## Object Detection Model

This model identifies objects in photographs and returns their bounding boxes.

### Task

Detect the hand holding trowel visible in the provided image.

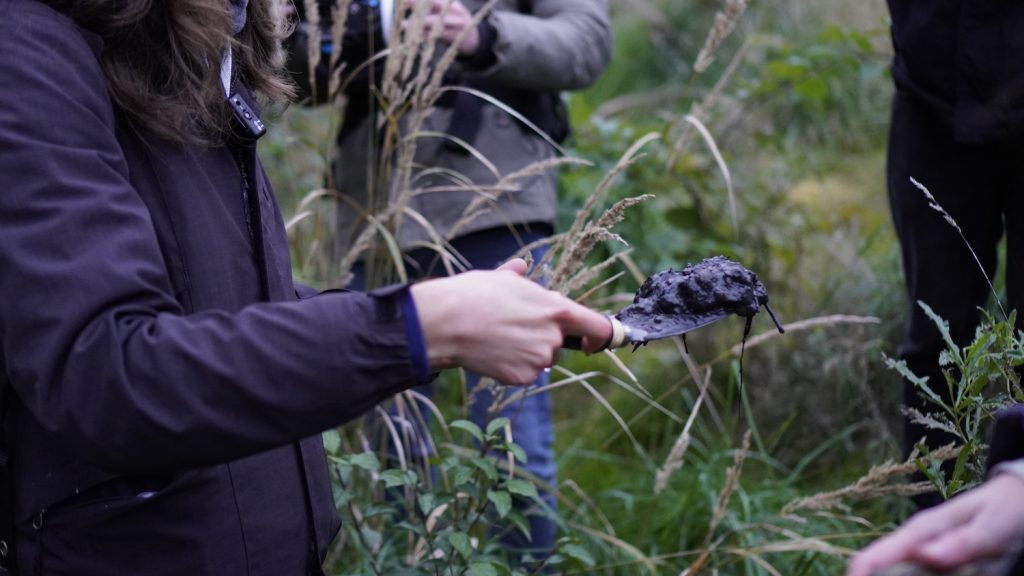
[564,256,785,352]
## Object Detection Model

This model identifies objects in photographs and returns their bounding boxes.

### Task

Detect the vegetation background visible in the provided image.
[257,0,981,573]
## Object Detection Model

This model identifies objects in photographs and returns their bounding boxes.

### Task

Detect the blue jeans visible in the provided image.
[350,223,558,557]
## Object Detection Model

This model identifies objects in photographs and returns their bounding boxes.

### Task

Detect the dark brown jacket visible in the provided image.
[0,1,418,573]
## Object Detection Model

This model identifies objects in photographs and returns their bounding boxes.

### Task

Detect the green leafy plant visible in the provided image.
[886,304,1024,499]
[322,414,600,575]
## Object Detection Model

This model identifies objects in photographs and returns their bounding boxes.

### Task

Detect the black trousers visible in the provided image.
[888,92,1024,460]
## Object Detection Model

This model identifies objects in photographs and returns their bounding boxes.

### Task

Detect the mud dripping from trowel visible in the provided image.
[616,256,784,352]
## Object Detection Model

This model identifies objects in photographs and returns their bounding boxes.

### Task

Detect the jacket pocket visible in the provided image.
[30,475,180,576]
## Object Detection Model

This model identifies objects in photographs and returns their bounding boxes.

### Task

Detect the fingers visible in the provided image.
[914,523,1001,568]
[427,0,464,14]
[913,475,1024,567]
[848,536,924,576]
[414,264,610,384]
[418,13,461,29]
[846,477,1024,576]
[407,0,443,13]
[496,258,528,276]
[554,301,614,354]
[847,505,970,576]
[404,0,466,16]
[399,0,478,54]
[490,323,563,387]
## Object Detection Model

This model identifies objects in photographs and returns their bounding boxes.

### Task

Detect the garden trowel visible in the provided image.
[564,256,784,351]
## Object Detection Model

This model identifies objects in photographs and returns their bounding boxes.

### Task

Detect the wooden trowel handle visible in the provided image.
[562,316,629,352]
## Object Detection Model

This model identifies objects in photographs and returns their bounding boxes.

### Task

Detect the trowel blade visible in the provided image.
[618,310,731,344]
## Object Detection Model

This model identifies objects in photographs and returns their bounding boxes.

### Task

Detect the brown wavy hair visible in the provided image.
[45,0,294,144]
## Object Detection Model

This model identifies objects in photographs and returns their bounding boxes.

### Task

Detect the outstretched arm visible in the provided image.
[411,0,612,92]
[847,472,1024,576]
[413,258,611,385]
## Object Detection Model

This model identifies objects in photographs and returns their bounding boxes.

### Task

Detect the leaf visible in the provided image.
[418,492,436,516]
[329,456,353,484]
[322,429,341,455]
[452,464,474,486]
[360,526,382,551]
[469,562,498,576]
[504,479,539,500]
[488,490,512,518]
[396,520,424,537]
[543,553,566,566]
[333,487,353,509]
[506,509,531,540]
[818,24,845,44]
[381,469,418,488]
[441,455,461,472]
[951,440,973,490]
[450,419,485,442]
[448,532,473,560]
[883,354,930,388]
[470,457,499,482]
[561,543,596,567]
[886,355,947,410]
[350,452,380,473]
[793,77,829,104]
[504,441,528,464]
[486,417,511,437]
[920,301,961,366]
[914,444,949,498]
[850,30,873,53]
[901,407,956,435]
[766,58,806,81]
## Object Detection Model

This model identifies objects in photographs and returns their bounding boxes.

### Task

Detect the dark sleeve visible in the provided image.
[284,0,379,106]
[457,19,499,71]
[294,282,321,299]
[0,6,416,473]
[986,405,1024,472]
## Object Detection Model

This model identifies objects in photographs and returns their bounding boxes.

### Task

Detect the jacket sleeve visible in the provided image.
[477,0,613,92]
[986,405,1024,473]
[0,6,416,473]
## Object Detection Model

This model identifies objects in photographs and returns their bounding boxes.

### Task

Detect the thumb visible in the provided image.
[497,258,529,276]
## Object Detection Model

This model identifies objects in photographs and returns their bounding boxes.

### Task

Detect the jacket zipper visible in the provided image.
[234,148,257,247]
[32,509,44,576]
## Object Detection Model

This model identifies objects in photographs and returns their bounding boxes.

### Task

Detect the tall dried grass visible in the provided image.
[684,429,752,576]
[291,1,675,569]
[693,0,748,75]
[654,368,711,494]
[782,444,961,516]
[910,177,1006,320]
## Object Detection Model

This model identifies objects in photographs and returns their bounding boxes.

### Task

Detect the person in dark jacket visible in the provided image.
[0,1,613,574]
[847,406,1024,576]
[885,1,1024,501]
[287,0,612,557]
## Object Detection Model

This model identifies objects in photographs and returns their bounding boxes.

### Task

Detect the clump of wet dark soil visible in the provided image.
[617,256,782,342]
